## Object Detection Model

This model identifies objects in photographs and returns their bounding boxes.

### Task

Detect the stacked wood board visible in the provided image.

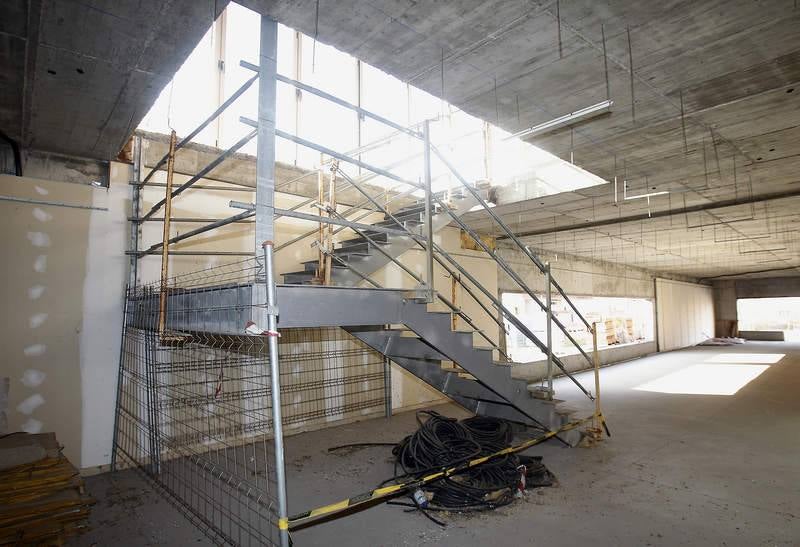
[0,433,94,545]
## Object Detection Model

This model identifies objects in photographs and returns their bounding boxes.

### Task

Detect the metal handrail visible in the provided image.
[334,170,510,358]
[255,124,594,398]
[336,168,510,336]
[325,205,509,360]
[431,145,593,331]
[328,169,591,397]
[430,145,594,367]
[140,60,595,399]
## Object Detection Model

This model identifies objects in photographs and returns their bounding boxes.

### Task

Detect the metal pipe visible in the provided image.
[139,174,357,258]
[264,242,289,546]
[383,354,392,418]
[139,209,255,256]
[431,143,592,331]
[504,187,800,238]
[256,18,289,547]
[526,247,591,332]
[430,236,593,399]
[273,208,414,236]
[240,60,423,139]
[592,323,600,421]
[158,130,177,338]
[327,205,507,358]
[430,145,594,361]
[133,181,256,192]
[139,129,257,223]
[241,117,420,190]
[130,216,254,223]
[423,120,434,303]
[139,72,259,185]
[127,250,255,256]
[336,168,510,349]
[545,262,553,398]
[0,195,108,211]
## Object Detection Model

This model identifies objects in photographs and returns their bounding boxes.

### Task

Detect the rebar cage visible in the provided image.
[112,258,387,546]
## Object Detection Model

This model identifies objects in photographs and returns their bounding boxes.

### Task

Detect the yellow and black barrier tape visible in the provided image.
[286,416,595,530]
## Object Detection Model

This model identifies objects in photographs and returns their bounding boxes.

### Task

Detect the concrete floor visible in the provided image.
[72,342,800,546]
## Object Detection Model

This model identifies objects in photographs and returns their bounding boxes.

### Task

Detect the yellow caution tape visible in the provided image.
[278,518,289,531]
[286,416,594,529]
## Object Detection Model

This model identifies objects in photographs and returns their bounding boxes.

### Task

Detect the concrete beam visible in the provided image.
[500,187,800,239]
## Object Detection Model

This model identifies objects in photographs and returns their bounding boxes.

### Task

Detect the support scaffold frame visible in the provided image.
[112,12,606,546]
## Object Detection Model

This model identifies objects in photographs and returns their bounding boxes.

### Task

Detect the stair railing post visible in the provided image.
[423,119,434,303]
[592,322,601,427]
[383,350,392,418]
[545,261,554,399]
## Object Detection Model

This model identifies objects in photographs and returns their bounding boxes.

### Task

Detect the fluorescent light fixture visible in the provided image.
[505,100,614,140]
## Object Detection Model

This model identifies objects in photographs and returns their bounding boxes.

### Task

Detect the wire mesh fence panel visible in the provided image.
[112,258,386,546]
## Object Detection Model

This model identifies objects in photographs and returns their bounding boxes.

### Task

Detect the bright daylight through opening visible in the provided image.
[634,353,783,395]
[139,3,607,200]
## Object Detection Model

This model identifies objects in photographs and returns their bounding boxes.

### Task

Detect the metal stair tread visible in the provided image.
[300,260,348,269]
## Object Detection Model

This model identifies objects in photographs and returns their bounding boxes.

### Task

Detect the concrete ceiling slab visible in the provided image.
[233,0,800,279]
[1,0,228,160]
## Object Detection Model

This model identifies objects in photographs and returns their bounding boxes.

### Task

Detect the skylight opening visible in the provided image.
[138,3,606,199]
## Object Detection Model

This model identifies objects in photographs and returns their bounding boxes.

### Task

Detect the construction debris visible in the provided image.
[697,337,746,346]
[0,432,94,545]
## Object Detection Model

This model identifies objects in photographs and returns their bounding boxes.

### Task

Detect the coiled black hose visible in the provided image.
[389,411,530,511]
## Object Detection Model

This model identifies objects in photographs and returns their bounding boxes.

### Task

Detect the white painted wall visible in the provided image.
[656,278,715,351]
[78,164,128,469]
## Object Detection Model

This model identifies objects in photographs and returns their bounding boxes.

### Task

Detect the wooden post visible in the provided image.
[158,130,177,338]
[316,160,324,283]
[324,160,338,285]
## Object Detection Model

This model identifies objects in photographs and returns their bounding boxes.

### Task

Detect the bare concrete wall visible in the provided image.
[497,243,657,299]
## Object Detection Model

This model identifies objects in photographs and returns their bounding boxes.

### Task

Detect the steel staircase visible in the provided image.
[273,172,590,443]
[275,177,586,440]
[135,282,584,444]
[281,189,478,286]
[344,308,582,445]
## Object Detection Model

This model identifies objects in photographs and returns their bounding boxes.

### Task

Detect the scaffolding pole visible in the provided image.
[255,16,289,547]
[128,135,143,287]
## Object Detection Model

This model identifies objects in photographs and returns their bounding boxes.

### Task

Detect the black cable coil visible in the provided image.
[389,411,528,512]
